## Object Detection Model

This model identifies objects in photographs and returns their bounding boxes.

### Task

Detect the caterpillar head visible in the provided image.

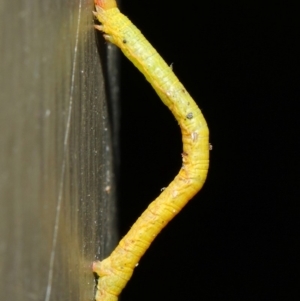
[95,0,117,10]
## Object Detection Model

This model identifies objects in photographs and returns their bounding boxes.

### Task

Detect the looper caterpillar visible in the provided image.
[93,1,210,300]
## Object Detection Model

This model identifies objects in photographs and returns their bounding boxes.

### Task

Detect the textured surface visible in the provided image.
[0,0,118,300]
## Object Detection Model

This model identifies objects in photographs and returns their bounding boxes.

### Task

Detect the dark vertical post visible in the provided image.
[0,0,118,300]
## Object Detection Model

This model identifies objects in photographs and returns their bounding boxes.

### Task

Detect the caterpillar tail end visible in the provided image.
[94,0,117,10]
[93,260,102,275]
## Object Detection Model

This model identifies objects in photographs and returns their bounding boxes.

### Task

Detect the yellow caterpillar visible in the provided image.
[93,1,209,300]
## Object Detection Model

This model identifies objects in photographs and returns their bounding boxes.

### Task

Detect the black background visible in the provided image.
[112,1,298,300]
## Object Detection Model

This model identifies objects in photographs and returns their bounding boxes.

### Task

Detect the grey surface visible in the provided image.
[0,0,117,300]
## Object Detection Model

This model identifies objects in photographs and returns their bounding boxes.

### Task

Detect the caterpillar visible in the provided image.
[93,1,210,300]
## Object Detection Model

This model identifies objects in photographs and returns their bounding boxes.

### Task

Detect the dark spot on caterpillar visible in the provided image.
[186,112,193,119]
[122,39,127,43]
[181,152,188,157]
[182,89,186,93]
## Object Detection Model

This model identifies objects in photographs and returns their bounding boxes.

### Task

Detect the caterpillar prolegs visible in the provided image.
[93,1,209,300]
